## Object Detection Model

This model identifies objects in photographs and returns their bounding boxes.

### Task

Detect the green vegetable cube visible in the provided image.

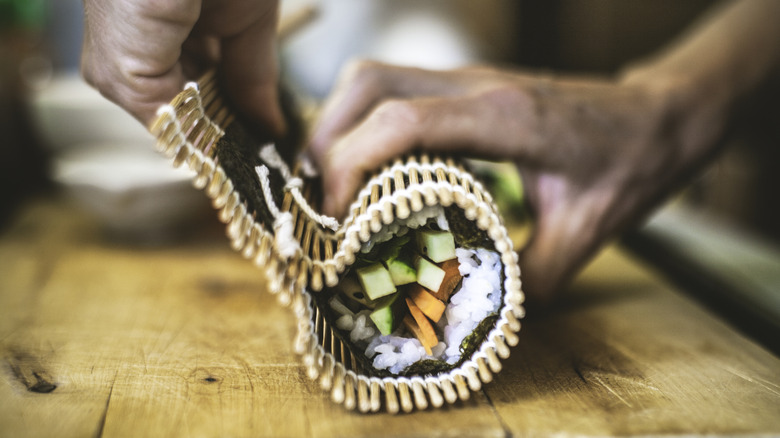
[415,257,446,292]
[416,229,456,263]
[356,263,397,301]
[370,293,402,335]
[386,257,417,286]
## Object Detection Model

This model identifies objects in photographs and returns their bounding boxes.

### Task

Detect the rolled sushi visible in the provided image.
[319,205,505,377]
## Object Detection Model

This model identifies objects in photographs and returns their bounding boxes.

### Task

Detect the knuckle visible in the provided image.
[372,99,424,127]
[80,61,111,95]
[80,57,144,118]
[341,58,386,90]
[343,58,380,78]
[80,61,97,87]
[473,82,536,120]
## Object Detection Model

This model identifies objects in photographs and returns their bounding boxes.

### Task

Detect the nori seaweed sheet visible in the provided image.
[215,124,280,227]
[444,206,495,250]
[212,81,305,227]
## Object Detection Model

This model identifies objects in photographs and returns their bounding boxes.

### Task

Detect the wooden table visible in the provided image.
[2,194,779,437]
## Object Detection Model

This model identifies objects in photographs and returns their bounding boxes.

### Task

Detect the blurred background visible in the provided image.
[0,0,778,246]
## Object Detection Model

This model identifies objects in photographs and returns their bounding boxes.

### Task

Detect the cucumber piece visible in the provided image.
[415,256,446,292]
[370,292,402,335]
[416,229,456,263]
[356,263,397,301]
[377,234,411,261]
[386,257,417,286]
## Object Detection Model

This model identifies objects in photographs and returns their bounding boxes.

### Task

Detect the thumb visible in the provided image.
[514,173,604,308]
[219,5,285,136]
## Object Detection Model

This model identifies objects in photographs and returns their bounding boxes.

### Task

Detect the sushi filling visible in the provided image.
[326,207,503,375]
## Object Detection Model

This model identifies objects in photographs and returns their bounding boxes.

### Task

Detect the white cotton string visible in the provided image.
[259,144,341,232]
[256,164,301,259]
[298,154,320,178]
[286,177,340,231]
[259,144,292,180]
[155,104,178,121]
[255,165,281,218]
[274,212,299,259]
[163,82,224,141]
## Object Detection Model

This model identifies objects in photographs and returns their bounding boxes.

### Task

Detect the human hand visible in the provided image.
[81,0,284,134]
[308,61,719,305]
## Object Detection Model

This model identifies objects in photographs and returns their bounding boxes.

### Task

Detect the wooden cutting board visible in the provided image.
[1,195,779,437]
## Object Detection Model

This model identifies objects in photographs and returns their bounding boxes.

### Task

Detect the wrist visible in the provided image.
[619,60,730,170]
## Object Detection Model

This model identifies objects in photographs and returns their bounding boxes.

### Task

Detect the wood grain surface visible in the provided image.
[1,195,779,437]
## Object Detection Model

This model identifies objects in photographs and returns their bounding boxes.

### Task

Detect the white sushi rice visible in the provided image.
[442,248,503,362]
[329,225,503,374]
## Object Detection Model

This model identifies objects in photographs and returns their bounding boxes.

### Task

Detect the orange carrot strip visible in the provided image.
[402,315,433,356]
[404,298,438,354]
[407,284,445,323]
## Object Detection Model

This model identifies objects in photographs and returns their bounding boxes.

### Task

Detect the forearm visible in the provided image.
[621,0,780,162]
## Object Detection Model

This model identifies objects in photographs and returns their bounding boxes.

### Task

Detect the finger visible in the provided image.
[308,60,393,162]
[218,1,285,136]
[309,61,472,164]
[81,0,201,125]
[515,173,608,307]
[318,91,530,217]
